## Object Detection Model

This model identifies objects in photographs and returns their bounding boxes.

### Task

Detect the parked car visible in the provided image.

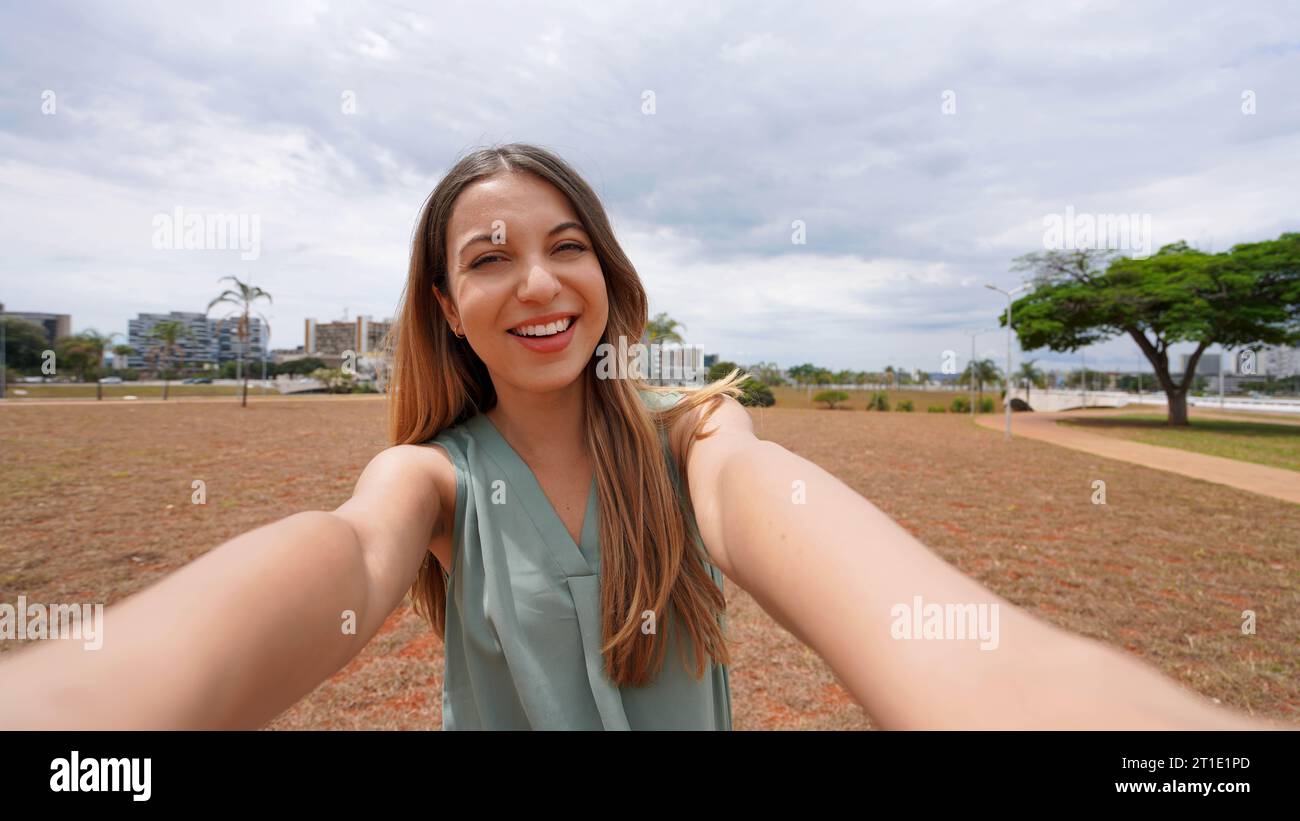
[98,376,123,384]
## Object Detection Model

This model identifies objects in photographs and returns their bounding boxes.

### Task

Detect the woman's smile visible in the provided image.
[506,313,580,353]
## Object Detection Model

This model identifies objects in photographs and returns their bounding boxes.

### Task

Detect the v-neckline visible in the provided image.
[468,411,599,577]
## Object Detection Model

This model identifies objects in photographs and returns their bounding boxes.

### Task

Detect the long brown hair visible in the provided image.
[386,143,749,686]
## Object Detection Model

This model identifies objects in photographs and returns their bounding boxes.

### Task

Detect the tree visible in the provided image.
[76,328,121,400]
[54,332,109,383]
[1008,234,1300,425]
[786,363,820,386]
[736,379,775,407]
[112,343,134,369]
[707,361,743,383]
[957,358,1001,407]
[276,357,328,377]
[146,321,192,400]
[645,312,685,344]
[208,276,273,408]
[813,389,849,409]
[744,361,786,386]
[310,367,355,394]
[1016,359,1044,406]
[2,317,49,373]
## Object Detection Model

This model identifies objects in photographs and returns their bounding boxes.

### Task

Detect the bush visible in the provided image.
[927,405,946,413]
[950,395,970,413]
[812,389,850,409]
[895,399,914,412]
[978,397,995,413]
[867,391,889,411]
[275,357,329,377]
[738,378,775,407]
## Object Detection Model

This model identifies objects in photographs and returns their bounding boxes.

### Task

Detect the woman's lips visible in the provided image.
[507,315,579,353]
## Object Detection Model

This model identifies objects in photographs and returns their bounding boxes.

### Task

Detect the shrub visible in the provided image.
[867,391,890,411]
[978,397,995,413]
[895,399,914,412]
[812,389,850,409]
[927,405,946,413]
[738,378,775,407]
[950,395,971,413]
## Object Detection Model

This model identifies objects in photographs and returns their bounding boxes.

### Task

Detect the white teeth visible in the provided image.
[510,316,573,337]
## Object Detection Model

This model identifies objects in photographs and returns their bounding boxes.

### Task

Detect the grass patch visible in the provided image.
[1060,414,1300,473]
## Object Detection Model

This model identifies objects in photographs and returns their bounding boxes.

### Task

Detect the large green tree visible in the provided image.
[2,317,49,373]
[1008,234,1300,425]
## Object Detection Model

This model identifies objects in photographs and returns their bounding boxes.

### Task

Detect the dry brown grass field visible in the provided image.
[1,395,1296,729]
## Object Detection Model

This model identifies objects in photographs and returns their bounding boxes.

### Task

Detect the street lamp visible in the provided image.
[985,282,1031,440]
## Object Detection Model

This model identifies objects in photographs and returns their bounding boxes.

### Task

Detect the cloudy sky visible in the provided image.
[2,0,1298,374]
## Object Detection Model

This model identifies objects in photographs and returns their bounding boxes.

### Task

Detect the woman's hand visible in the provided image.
[0,444,449,730]
[674,395,1275,729]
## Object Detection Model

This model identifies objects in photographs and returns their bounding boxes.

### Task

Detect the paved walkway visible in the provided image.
[975,409,1300,505]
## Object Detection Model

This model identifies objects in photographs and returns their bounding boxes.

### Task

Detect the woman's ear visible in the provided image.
[433,286,462,336]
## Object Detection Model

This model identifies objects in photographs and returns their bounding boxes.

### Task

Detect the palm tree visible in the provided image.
[958,358,1002,409]
[54,334,102,384]
[1016,359,1045,406]
[146,320,192,400]
[208,276,272,408]
[76,329,122,400]
[112,343,134,369]
[644,312,685,344]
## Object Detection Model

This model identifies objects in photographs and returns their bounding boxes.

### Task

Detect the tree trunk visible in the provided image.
[1166,389,1189,426]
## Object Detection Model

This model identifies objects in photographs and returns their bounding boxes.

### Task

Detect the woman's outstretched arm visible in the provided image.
[0,444,447,730]
[676,396,1277,730]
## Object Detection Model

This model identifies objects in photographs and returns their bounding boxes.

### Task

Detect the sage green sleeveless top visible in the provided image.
[428,390,733,730]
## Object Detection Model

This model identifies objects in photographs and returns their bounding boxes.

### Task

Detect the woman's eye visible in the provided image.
[471,243,582,269]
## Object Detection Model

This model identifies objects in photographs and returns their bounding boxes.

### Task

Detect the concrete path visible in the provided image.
[975,409,1300,505]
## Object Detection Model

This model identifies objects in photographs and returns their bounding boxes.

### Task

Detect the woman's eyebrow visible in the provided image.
[457,221,587,257]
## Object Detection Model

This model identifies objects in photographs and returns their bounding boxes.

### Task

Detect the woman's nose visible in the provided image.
[516,258,562,302]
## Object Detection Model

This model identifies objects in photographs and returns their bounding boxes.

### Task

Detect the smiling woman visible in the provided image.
[0,143,1280,731]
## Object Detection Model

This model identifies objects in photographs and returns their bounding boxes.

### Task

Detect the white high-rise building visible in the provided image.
[1259,345,1300,378]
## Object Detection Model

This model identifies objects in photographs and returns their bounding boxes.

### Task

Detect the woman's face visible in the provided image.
[438,171,609,395]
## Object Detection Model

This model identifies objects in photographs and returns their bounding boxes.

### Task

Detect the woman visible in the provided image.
[0,144,1273,730]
